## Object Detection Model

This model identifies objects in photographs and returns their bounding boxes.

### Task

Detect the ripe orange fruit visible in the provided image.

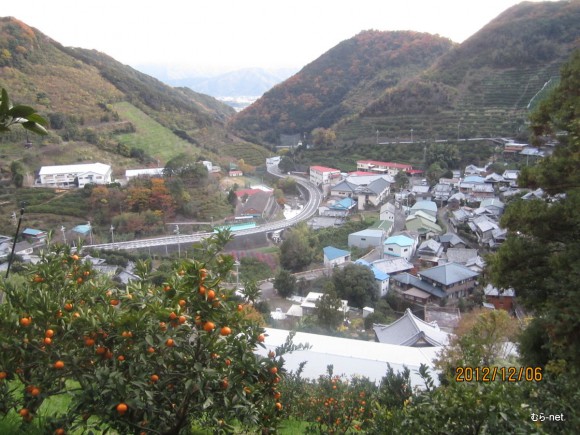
[150,374,159,383]
[178,315,186,324]
[19,408,30,418]
[110,299,119,306]
[199,268,208,279]
[258,334,266,343]
[169,312,177,320]
[274,391,281,400]
[53,360,65,369]
[147,346,155,354]
[199,285,207,296]
[45,329,55,338]
[178,299,186,307]
[224,358,231,366]
[207,290,216,300]
[117,355,125,362]
[43,337,52,345]
[30,387,41,396]
[220,326,232,336]
[203,321,215,332]
[54,429,66,435]
[275,402,283,410]
[237,304,243,312]
[269,367,278,375]
[0,371,7,380]
[165,338,175,347]
[220,378,229,389]
[95,346,106,355]
[116,403,128,415]
[268,350,276,359]
[76,277,83,284]
[33,275,44,283]
[71,254,79,261]
[163,285,171,292]
[84,337,95,347]
[19,317,31,327]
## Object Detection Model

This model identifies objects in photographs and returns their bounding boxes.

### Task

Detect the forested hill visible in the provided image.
[231,0,580,147]
[229,30,454,144]
[0,17,270,167]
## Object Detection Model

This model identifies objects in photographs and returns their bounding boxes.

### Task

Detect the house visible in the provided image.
[437,233,467,250]
[391,273,446,303]
[356,160,413,176]
[417,239,444,263]
[38,163,112,188]
[503,141,528,154]
[470,216,499,243]
[330,180,358,198]
[371,257,414,276]
[348,229,385,250]
[502,170,520,187]
[484,173,505,185]
[309,166,341,194]
[323,246,351,268]
[228,169,243,177]
[410,200,437,218]
[380,202,396,223]
[484,284,515,312]
[405,214,442,239]
[331,176,391,209]
[320,197,357,218]
[432,183,453,202]
[418,263,480,299]
[256,328,441,387]
[480,198,505,216]
[22,228,48,243]
[355,259,390,297]
[463,164,486,176]
[373,308,450,347]
[411,185,431,201]
[459,175,486,193]
[383,234,415,261]
[521,188,545,200]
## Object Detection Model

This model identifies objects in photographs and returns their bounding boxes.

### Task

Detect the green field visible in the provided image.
[112,102,200,163]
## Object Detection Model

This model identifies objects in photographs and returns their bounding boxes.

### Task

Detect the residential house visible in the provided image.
[469,216,499,244]
[383,234,415,261]
[463,164,486,176]
[437,233,467,250]
[502,170,520,187]
[484,284,515,312]
[405,214,442,239]
[348,229,385,250]
[323,246,351,268]
[371,257,414,277]
[521,188,545,200]
[355,259,390,297]
[330,180,358,198]
[22,228,47,243]
[441,248,479,266]
[391,273,446,303]
[417,239,444,263]
[333,174,392,209]
[484,172,505,185]
[418,262,480,299]
[379,202,396,223]
[459,175,486,194]
[410,200,437,218]
[373,308,450,347]
[319,197,357,218]
[480,198,505,217]
[432,183,453,202]
[356,160,413,176]
[411,185,431,201]
[38,163,112,188]
[503,141,527,155]
[125,167,164,180]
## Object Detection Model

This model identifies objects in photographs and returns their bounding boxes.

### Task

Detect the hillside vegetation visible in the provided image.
[0,17,268,170]
[231,1,580,146]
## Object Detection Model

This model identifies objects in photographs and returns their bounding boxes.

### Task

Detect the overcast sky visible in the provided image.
[3,0,555,75]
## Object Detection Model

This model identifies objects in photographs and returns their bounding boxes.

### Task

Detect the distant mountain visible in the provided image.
[163,67,298,98]
[230,30,455,144]
[230,0,580,146]
[0,17,270,167]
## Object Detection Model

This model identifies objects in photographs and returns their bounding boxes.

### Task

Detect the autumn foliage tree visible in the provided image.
[0,231,296,434]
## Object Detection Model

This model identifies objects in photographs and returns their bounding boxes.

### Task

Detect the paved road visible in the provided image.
[83,163,323,252]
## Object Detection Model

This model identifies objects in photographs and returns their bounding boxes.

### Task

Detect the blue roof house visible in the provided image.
[356,259,391,297]
[323,246,351,268]
[384,234,416,261]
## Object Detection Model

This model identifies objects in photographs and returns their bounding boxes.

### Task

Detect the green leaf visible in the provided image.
[0,88,10,115]
[22,121,48,136]
[8,105,35,118]
[27,113,49,126]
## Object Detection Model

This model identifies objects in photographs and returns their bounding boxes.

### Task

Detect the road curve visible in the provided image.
[83,164,323,251]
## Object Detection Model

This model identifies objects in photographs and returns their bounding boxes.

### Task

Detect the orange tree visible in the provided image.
[0,230,297,434]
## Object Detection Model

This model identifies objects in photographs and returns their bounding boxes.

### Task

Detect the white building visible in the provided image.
[38,163,112,188]
[309,165,341,194]
[125,167,164,180]
[384,234,416,261]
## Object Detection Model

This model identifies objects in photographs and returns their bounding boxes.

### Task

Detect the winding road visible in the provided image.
[83,163,323,252]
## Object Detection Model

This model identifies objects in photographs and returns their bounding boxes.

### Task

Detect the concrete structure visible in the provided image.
[356,160,413,176]
[309,166,341,193]
[323,246,351,268]
[38,163,112,188]
[125,167,164,180]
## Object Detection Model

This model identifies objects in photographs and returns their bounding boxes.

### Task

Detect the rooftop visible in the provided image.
[373,308,450,347]
[323,246,351,261]
[418,263,479,286]
[384,234,414,247]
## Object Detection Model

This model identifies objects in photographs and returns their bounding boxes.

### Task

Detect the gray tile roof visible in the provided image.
[392,273,447,299]
[418,263,479,286]
[373,308,450,346]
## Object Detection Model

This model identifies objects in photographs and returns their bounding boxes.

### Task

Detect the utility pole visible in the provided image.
[61,225,67,245]
[5,208,24,279]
